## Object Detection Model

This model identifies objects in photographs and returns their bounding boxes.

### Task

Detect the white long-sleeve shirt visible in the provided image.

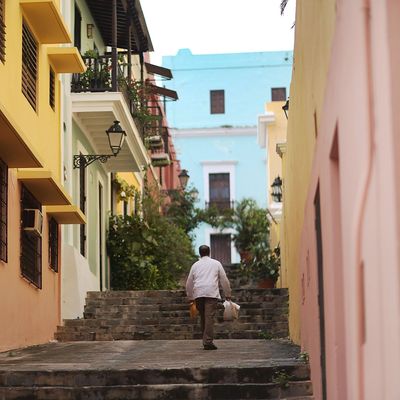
[186,256,232,300]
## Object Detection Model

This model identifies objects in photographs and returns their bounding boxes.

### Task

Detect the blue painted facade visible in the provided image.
[162,49,292,263]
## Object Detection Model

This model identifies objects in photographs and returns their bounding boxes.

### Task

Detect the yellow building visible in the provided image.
[0,0,84,352]
[282,0,336,344]
[258,101,287,286]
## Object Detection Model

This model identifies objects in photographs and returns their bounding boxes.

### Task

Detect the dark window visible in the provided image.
[79,159,86,257]
[22,20,38,110]
[0,0,6,63]
[49,68,55,109]
[210,90,225,114]
[210,234,231,266]
[48,218,58,272]
[21,186,42,288]
[271,87,287,101]
[208,173,231,210]
[0,159,7,262]
[74,4,81,51]
[123,200,128,217]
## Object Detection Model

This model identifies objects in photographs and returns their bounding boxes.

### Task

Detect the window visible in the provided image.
[74,4,81,51]
[49,68,55,109]
[0,159,7,262]
[210,90,225,114]
[20,186,42,288]
[271,87,287,102]
[123,200,128,217]
[48,218,58,272]
[79,157,86,256]
[208,173,231,210]
[0,0,5,63]
[22,20,38,110]
[210,234,231,266]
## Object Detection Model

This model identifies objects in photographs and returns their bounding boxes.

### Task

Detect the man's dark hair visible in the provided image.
[199,245,210,257]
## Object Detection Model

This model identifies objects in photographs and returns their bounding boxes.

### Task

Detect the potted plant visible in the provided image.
[249,244,280,288]
[230,198,270,262]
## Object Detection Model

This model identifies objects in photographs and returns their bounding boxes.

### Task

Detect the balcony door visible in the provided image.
[209,173,230,210]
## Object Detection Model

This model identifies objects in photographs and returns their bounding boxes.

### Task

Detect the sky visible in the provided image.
[140,0,296,66]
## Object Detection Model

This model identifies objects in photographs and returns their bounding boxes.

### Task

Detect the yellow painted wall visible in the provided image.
[283,0,336,344]
[0,1,67,178]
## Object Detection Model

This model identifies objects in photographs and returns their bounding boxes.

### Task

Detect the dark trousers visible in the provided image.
[195,297,218,345]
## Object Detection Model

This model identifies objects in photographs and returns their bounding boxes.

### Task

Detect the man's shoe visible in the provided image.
[203,343,218,350]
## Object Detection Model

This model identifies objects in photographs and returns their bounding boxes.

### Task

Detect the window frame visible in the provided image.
[48,217,58,272]
[49,67,55,110]
[21,20,38,111]
[20,185,42,288]
[0,158,8,262]
[210,90,225,114]
[271,87,287,102]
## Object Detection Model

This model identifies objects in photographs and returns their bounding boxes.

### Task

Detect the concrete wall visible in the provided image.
[0,0,73,351]
[283,0,336,355]
[290,0,400,398]
[163,49,293,129]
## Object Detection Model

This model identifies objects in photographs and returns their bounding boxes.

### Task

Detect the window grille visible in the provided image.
[48,218,58,272]
[271,87,287,102]
[210,90,225,114]
[20,186,42,288]
[22,21,38,110]
[0,0,6,63]
[49,68,55,109]
[0,159,7,262]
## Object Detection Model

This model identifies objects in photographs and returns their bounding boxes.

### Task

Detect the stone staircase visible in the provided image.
[0,340,313,399]
[55,288,289,342]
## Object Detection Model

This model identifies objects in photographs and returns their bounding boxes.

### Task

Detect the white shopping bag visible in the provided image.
[223,300,240,321]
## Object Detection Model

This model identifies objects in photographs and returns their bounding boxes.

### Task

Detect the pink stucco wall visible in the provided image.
[298,1,400,399]
[0,170,61,352]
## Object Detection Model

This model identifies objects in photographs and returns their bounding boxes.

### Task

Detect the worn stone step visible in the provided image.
[0,365,310,387]
[0,381,312,400]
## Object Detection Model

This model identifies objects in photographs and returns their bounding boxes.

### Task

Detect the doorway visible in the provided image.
[210,234,231,265]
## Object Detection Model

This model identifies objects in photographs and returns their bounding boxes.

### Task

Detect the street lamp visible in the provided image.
[73,120,126,169]
[178,169,189,189]
[271,176,283,202]
[282,99,289,120]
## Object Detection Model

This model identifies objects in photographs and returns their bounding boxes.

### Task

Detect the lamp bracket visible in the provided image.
[73,154,114,169]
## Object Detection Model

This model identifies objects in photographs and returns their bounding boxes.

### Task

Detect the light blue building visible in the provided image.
[163,49,292,264]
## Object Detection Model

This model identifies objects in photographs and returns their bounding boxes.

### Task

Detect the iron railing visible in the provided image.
[205,200,235,211]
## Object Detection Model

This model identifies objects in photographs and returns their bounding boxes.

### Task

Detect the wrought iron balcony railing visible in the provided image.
[205,200,235,211]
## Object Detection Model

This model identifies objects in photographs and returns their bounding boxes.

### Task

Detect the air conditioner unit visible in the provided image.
[22,209,43,237]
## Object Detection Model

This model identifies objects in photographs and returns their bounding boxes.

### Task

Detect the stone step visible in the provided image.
[55,329,287,341]
[0,365,310,387]
[0,381,312,400]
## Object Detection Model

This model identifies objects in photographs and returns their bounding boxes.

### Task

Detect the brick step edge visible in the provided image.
[0,382,313,400]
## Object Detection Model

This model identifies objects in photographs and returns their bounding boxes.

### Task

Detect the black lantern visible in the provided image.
[282,99,289,120]
[106,120,126,156]
[73,120,126,169]
[271,176,283,202]
[178,169,190,189]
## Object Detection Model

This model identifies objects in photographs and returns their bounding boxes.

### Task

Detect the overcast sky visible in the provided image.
[140,0,296,65]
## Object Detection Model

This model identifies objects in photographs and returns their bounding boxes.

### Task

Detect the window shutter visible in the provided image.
[0,0,5,63]
[22,21,38,110]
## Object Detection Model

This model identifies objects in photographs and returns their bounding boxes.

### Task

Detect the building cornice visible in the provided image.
[170,126,257,138]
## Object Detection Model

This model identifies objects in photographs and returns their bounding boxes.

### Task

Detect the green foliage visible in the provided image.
[272,369,291,388]
[210,198,280,281]
[108,190,196,290]
[298,351,309,363]
[259,330,273,340]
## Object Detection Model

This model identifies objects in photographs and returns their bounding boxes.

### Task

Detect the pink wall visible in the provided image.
[298,1,400,399]
[0,170,61,352]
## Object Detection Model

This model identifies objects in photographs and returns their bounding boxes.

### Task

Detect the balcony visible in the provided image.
[150,127,171,167]
[205,200,235,211]
[70,54,153,172]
